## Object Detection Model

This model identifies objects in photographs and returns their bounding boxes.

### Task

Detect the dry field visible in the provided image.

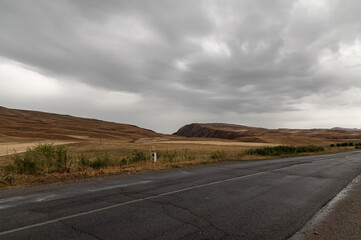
[0,140,76,157]
[152,140,278,146]
[0,106,358,188]
[0,136,354,188]
[0,138,273,164]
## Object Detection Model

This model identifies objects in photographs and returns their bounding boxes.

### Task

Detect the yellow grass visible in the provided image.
[153,140,278,146]
[0,140,76,157]
[0,138,354,188]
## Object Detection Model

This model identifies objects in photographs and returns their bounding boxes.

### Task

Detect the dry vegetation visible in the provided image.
[0,140,75,157]
[1,106,360,189]
[0,139,354,188]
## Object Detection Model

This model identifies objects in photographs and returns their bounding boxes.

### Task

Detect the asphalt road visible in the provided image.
[1,151,361,240]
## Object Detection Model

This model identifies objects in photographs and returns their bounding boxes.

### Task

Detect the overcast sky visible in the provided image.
[1,0,361,133]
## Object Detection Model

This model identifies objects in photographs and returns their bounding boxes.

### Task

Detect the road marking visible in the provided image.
[0,171,266,236]
[0,161,322,236]
[0,180,153,210]
[0,205,12,210]
[34,194,59,202]
[85,180,151,192]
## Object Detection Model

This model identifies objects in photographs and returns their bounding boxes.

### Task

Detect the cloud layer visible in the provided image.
[1,0,361,133]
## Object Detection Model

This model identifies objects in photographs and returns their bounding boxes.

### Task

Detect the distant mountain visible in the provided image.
[0,106,162,141]
[174,123,361,145]
[331,127,361,131]
[174,123,267,139]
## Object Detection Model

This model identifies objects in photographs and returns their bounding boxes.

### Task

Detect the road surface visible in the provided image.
[1,151,361,239]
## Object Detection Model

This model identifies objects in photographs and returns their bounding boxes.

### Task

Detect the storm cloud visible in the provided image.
[1,0,361,133]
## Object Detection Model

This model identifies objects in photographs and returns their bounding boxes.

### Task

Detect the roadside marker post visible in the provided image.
[152,151,157,163]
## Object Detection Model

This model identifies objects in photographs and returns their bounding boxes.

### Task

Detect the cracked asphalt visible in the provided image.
[1,151,361,240]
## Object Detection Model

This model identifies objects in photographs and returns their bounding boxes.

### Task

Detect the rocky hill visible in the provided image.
[174,123,361,145]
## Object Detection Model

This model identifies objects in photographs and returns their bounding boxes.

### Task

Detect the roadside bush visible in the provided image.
[334,142,359,147]
[330,144,335,147]
[129,150,147,163]
[12,154,38,174]
[90,152,111,169]
[9,144,72,174]
[156,149,195,162]
[246,145,324,156]
[79,154,91,170]
[161,150,178,162]
[180,148,195,161]
[55,145,72,171]
[120,157,128,166]
[210,151,227,160]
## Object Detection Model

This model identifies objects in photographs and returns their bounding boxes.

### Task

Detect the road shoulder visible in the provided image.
[290,174,361,240]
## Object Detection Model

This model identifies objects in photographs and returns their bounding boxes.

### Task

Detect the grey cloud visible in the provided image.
[1,0,361,132]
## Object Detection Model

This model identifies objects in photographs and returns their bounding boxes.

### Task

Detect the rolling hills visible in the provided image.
[0,106,162,142]
[2,106,361,146]
[174,123,361,145]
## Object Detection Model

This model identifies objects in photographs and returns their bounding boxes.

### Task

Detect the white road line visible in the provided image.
[0,180,153,210]
[0,171,265,236]
[85,180,151,192]
[0,161,315,236]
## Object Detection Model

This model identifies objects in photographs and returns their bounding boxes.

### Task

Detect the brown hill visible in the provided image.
[0,106,162,141]
[174,123,361,145]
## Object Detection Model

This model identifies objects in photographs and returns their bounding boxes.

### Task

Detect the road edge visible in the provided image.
[289,173,361,239]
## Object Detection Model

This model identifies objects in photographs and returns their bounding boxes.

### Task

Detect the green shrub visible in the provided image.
[162,150,177,162]
[120,158,128,165]
[79,154,91,170]
[90,153,111,169]
[210,151,227,160]
[129,150,147,163]
[246,145,324,156]
[330,144,335,147]
[180,148,195,161]
[12,154,38,174]
[8,143,73,174]
[55,145,73,171]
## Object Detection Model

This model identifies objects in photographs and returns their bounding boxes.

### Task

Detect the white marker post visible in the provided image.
[152,151,157,163]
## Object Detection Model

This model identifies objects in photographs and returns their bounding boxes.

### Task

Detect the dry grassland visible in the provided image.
[0,137,354,189]
[153,140,278,146]
[0,141,76,157]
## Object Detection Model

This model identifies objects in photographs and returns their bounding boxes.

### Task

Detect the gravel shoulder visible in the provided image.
[290,174,361,240]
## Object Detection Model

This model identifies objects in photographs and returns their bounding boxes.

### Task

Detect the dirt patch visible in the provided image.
[66,135,89,140]
[135,137,171,144]
[0,140,76,157]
